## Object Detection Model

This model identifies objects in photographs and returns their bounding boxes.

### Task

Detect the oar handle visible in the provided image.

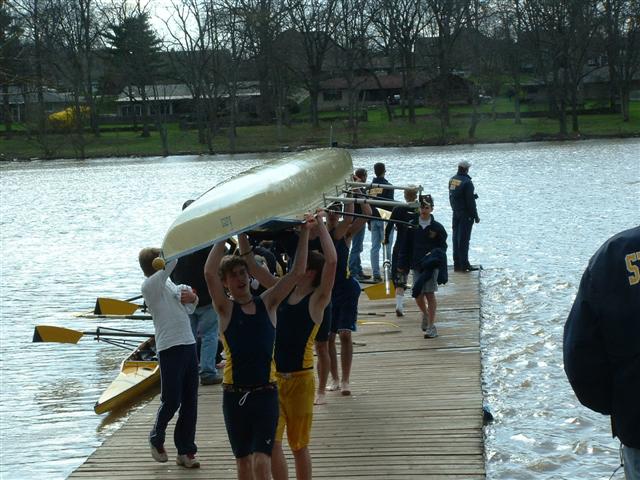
[346,181,423,193]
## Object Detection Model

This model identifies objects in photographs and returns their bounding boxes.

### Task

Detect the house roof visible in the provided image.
[0,86,75,105]
[320,73,433,90]
[115,82,261,102]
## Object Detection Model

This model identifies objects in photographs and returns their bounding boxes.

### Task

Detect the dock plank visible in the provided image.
[70,269,484,478]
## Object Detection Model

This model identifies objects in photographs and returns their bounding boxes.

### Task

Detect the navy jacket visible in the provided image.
[449,173,478,220]
[563,226,640,448]
[397,215,448,272]
[411,247,448,297]
[369,176,394,218]
[171,246,212,307]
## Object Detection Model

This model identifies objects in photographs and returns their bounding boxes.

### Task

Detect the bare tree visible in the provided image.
[285,0,339,127]
[371,0,431,124]
[604,0,640,121]
[1,4,23,138]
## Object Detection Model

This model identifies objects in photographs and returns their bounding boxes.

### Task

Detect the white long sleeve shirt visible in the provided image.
[141,260,196,352]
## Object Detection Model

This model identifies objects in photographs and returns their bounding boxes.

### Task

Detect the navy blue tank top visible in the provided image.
[275,293,320,373]
[221,296,276,386]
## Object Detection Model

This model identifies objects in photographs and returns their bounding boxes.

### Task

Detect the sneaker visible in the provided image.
[372,275,383,282]
[327,380,340,391]
[341,382,351,396]
[421,313,429,332]
[150,442,168,463]
[424,324,438,338]
[201,375,223,386]
[176,453,200,468]
[215,360,226,369]
[356,273,371,280]
[395,307,404,317]
[314,393,327,405]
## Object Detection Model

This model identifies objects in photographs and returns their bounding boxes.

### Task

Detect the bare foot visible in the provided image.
[314,393,327,405]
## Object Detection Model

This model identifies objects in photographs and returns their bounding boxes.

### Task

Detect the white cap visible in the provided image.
[458,160,471,169]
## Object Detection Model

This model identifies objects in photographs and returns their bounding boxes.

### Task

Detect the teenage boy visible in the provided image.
[139,248,200,468]
[204,221,311,480]
[238,212,336,480]
[397,195,448,338]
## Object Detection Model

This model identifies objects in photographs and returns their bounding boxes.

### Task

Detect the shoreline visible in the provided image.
[1,131,639,162]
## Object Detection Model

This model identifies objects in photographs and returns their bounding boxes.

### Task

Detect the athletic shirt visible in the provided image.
[221,296,276,386]
[274,293,320,373]
[333,236,351,285]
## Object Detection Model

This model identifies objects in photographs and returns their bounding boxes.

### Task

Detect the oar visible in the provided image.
[94,297,142,315]
[33,325,152,344]
[363,281,396,300]
[357,319,400,328]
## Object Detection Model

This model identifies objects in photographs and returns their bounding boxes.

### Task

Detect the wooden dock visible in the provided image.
[70,270,485,479]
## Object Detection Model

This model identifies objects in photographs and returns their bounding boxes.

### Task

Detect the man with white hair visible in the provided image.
[448,160,480,272]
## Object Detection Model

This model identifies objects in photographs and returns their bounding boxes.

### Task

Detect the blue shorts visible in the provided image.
[315,304,332,342]
[222,385,279,458]
[330,278,360,333]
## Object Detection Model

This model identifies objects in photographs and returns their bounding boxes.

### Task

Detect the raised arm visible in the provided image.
[238,233,277,289]
[311,212,337,316]
[347,198,372,240]
[204,241,233,319]
[331,196,354,241]
[261,218,312,312]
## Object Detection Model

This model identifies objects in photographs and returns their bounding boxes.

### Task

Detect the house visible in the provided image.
[0,86,75,123]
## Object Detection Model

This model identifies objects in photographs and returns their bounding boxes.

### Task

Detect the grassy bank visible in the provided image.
[2,101,639,160]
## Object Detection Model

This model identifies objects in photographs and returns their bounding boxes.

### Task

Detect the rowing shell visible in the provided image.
[94,336,159,414]
[161,148,353,261]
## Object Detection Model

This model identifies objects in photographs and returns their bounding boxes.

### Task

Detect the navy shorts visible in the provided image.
[330,278,361,333]
[222,386,279,458]
[315,304,332,342]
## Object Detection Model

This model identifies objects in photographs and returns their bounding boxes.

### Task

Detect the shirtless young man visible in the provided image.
[239,212,336,480]
[204,222,311,480]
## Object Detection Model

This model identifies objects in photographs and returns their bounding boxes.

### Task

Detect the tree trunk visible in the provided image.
[621,86,630,122]
[2,83,12,139]
[571,88,579,133]
[514,77,522,125]
[468,85,479,139]
[309,86,320,128]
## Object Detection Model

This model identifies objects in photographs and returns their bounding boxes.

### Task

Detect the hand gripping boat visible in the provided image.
[161,148,354,261]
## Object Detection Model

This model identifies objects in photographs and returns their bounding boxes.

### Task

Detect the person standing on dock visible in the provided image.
[563,226,640,480]
[238,212,336,480]
[348,168,370,281]
[448,160,480,272]
[204,223,311,480]
[369,162,395,283]
[138,248,201,468]
[326,195,371,395]
[397,195,448,338]
[171,199,223,386]
[384,186,419,317]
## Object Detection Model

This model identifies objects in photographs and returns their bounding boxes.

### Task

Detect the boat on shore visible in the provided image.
[94,336,159,414]
[161,147,353,261]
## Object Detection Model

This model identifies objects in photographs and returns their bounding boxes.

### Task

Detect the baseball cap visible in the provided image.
[458,160,471,169]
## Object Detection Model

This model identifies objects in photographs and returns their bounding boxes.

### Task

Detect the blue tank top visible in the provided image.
[221,296,276,386]
[275,293,320,373]
[333,236,350,285]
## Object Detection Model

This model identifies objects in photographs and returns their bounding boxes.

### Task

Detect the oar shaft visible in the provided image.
[322,208,415,228]
[324,195,418,210]
[346,181,423,193]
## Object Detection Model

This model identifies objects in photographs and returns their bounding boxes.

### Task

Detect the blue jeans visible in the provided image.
[370,219,393,277]
[190,304,219,380]
[348,227,366,276]
[624,444,640,480]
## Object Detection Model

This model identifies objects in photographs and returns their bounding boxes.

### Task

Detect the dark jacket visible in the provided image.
[171,247,212,307]
[384,205,419,248]
[449,173,478,220]
[563,226,640,448]
[411,247,448,297]
[397,215,448,272]
[369,176,394,218]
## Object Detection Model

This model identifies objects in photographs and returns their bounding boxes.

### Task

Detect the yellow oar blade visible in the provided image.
[363,282,396,300]
[33,325,84,344]
[94,298,140,315]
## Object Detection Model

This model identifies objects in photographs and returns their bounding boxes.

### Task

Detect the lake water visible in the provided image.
[1,139,638,479]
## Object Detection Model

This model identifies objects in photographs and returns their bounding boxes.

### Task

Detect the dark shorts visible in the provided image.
[315,304,332,342]
[222,386,279,458]
[330,278,361,333]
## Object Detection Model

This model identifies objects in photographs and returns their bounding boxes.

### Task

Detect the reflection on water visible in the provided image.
[1,141,638,479]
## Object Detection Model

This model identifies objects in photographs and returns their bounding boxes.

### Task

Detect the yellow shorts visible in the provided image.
[275,370,315,450]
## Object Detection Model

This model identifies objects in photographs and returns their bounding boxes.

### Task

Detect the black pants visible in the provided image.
[452,213,474,269]
[150,343,199,455]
